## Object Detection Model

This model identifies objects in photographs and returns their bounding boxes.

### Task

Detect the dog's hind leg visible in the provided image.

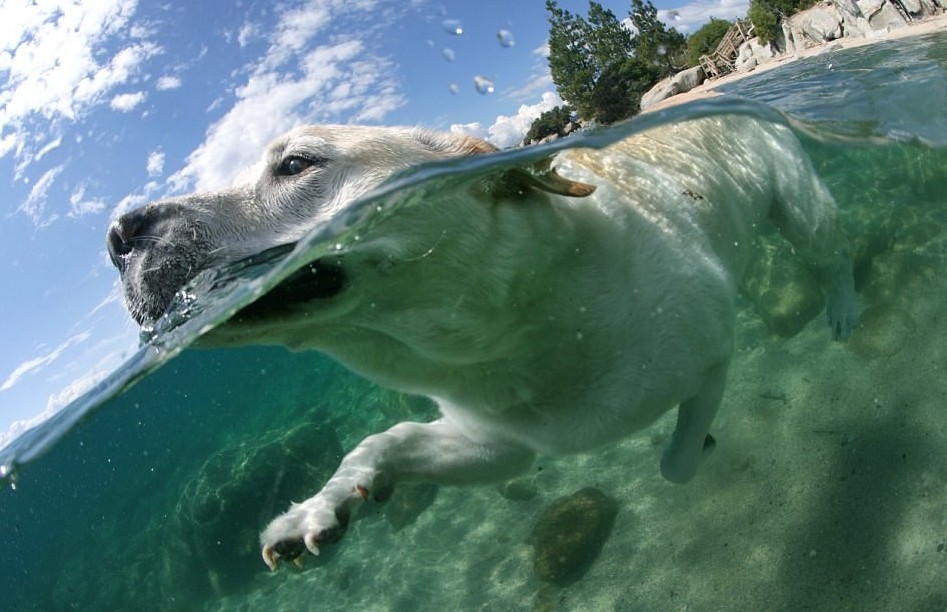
[767,132,856,341]
[660,361,728,484]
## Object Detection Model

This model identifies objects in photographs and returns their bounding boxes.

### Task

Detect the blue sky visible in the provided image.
[0,0,748,448]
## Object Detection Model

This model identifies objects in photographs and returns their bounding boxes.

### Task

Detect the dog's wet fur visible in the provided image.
[107,117,855,569]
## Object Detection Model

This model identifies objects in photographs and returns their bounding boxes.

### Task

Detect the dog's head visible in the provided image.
[107,124,594,351]
[107,126,498,325]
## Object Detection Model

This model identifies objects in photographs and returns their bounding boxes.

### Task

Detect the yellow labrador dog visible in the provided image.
[106,116,855,570]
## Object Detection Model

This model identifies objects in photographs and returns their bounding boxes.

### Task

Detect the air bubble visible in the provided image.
[668,10,681,21]
[473,75,495,95]
[442,19,463,35]
[442,48,455,62]
[497,29,515,47]
[448,83,460,95]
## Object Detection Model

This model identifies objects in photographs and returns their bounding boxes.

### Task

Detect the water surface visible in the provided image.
[2,31,947,612]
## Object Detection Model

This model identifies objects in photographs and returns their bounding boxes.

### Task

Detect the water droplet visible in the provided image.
[442,47,455,62]
[473,75,495,95]
[425,39,435,48]
[497,29,515,47]
[657,44,668,56]
[1,463,18,490]
[334,243,343,251]
[668,10,681,21]
[442,19,463,35]
[448,83,459,95]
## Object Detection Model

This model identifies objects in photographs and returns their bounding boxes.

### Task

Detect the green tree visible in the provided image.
[629,0,686,75]
[590,56,662,123]
[685,18,732,67]
[546,1,599,120]
[523,105,576,145]
[749,0,820,45]
[546,0,663,123]
[748,0,780,44]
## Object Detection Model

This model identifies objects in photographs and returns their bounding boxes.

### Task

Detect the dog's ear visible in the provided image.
[423,130,596,199]
[494,153,596,199]
[504,163,596,197]
[414,130,500,157]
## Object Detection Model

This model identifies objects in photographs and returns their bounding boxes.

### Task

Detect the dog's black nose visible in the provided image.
[106,221,132,271]
[106,210,150,271]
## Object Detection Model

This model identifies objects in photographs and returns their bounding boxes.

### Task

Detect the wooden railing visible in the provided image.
[699,20,756,79]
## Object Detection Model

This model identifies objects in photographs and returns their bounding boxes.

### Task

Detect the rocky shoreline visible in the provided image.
[642,3,947,111]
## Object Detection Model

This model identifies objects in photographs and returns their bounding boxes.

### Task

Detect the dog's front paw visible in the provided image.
[260,484,369,570]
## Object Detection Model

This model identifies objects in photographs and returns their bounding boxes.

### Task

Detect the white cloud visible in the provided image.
[454,91,564,150]
[34,136,63,162]
[450,122,487,140]
[238,22,258,47]
[503,43,556,103]
[67,183,107,217]
[112,180,161,219]
[155,74,182,90]
[0,403,59,452]
[168,1,406,192]
[110,91,146,111]
[0,329,135,452]
[11,135,63,181]
[146,150,165,177]
[0,332,91,393]
[0,0,159,170]
[659,0,749,34]
[18,164,64,226]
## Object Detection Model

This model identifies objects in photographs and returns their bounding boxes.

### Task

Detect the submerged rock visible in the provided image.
[849,303,916,358]
[163,422,343,602]
[529,487,619,586]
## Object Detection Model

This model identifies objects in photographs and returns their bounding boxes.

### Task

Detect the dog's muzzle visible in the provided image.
[107,205,348,326]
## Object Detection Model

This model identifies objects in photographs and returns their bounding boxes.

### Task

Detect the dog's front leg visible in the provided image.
[260,418,534,569]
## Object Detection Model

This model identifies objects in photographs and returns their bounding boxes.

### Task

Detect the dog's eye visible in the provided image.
[276,156,317,176]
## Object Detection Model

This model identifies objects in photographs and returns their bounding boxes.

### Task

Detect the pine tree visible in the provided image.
[545,1,642,123]
[546,1,598,120]
[629,0,686,75]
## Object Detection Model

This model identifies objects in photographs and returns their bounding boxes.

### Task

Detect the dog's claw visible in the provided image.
[262,544,278,571]
[304,532,321,557]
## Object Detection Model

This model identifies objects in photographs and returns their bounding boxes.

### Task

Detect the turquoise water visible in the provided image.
[3,31,947,611]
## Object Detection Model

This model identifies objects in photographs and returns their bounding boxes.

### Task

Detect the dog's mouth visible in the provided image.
[234,256,348,321]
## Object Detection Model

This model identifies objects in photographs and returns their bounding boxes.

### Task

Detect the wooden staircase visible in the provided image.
[699,20,756,79]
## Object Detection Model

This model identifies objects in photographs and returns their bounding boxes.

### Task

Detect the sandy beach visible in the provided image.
[646,12,947,112]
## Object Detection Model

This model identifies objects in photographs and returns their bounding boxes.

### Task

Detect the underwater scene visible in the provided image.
[3,31,947,612]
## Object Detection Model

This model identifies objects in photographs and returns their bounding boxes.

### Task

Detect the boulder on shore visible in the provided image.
[640,65,706,111]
